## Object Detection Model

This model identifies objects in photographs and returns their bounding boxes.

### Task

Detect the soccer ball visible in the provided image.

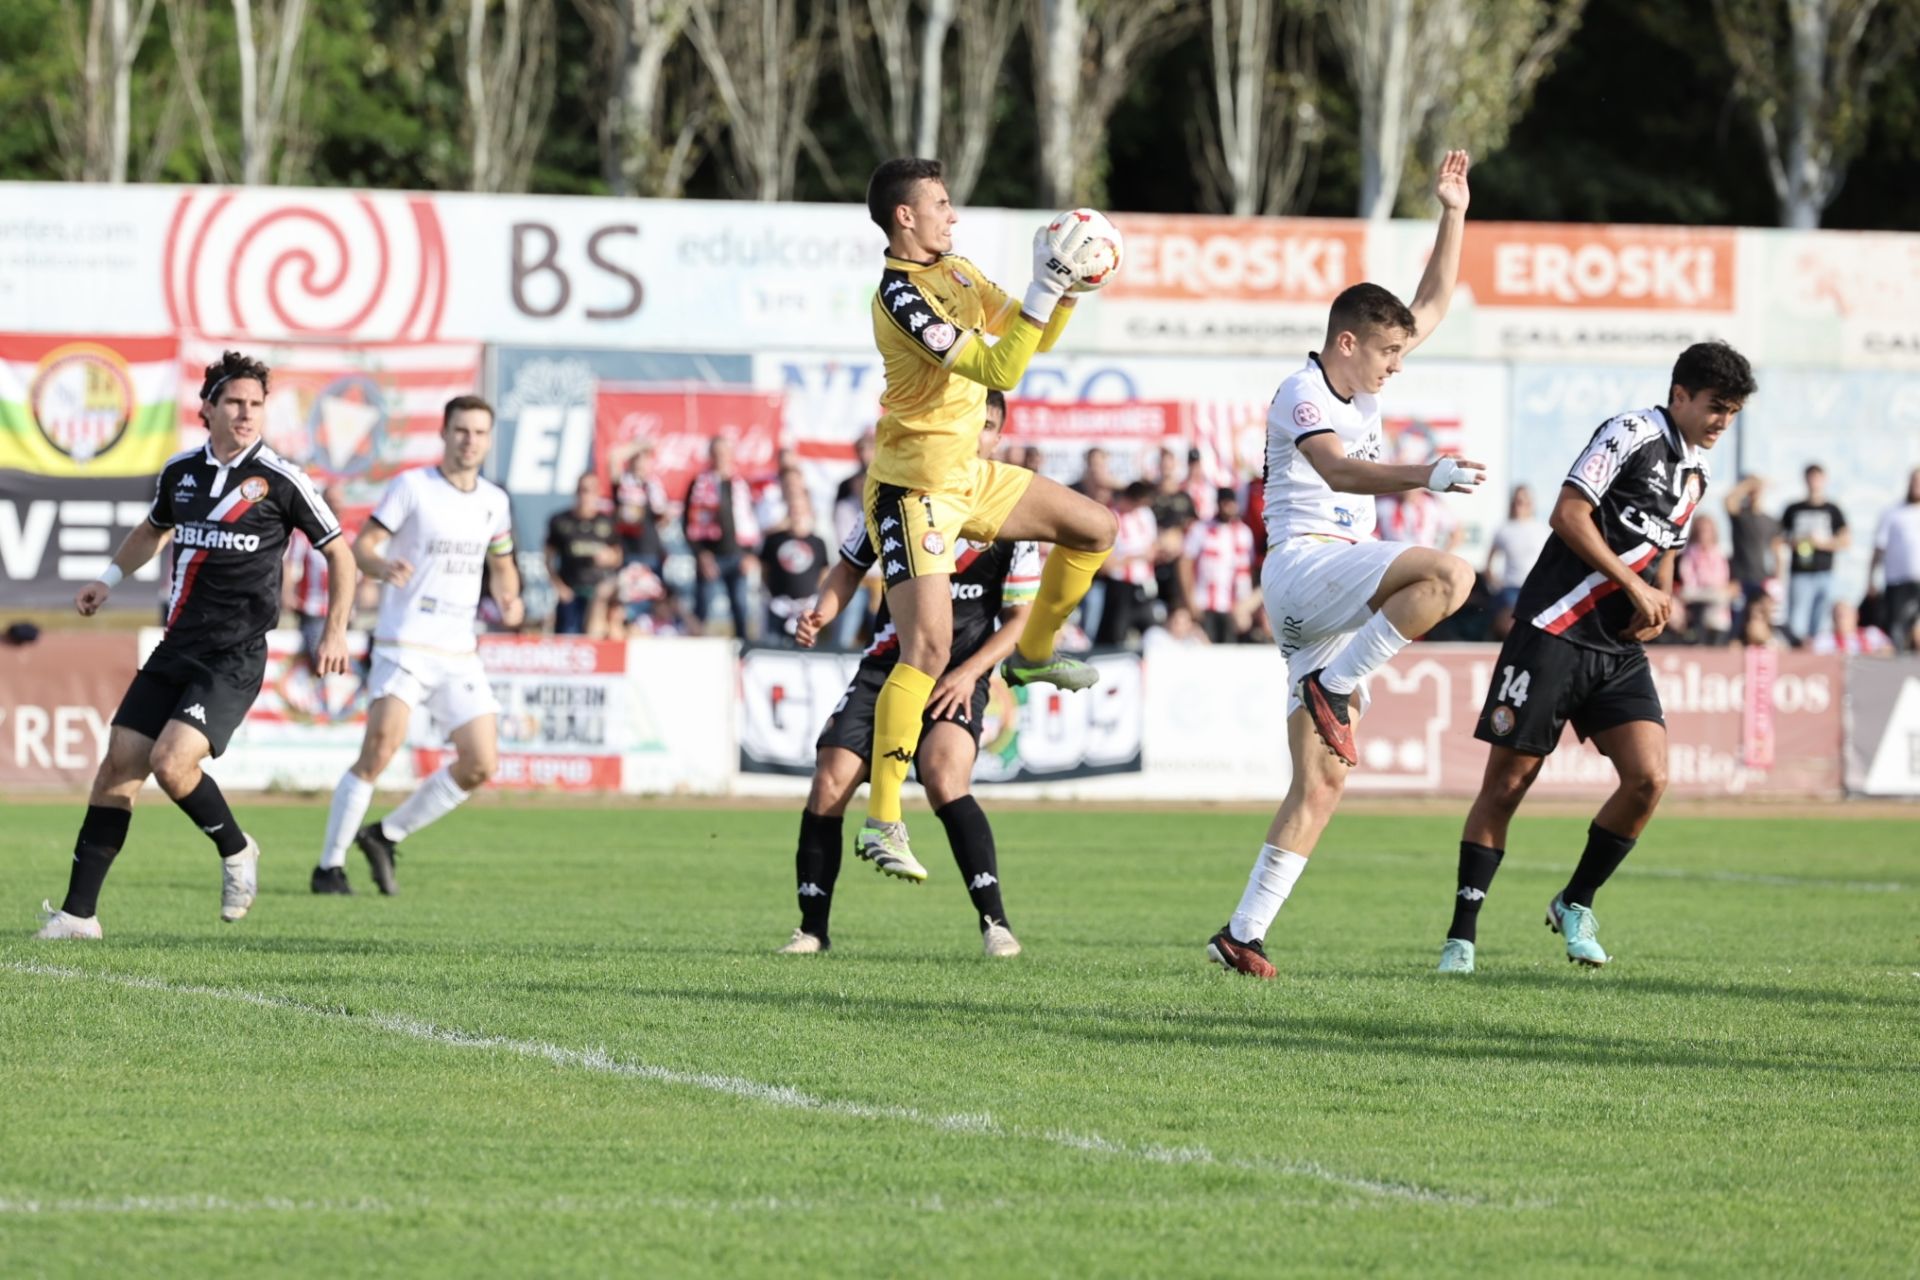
[1045,208,1124,292]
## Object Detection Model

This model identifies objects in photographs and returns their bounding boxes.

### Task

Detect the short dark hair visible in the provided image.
[1216,486,1240,508]
[1326,283,1416,343]
[199,349,270,402]
[443,394,494,428]
[1670,341,1756,402]
[1804,462,1825,479]
[984,389,1007,424]
[867,157,944,233]
[1123,480,1155,502]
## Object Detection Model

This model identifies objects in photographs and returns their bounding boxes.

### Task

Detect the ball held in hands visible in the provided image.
[1042,208,1124,293]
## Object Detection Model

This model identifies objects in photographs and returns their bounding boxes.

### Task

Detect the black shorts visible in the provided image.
[111,639,266,757]
[1473,626,1663,758]
[815,661,992,757]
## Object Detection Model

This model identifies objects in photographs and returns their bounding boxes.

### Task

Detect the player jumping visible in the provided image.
[36,351,353,938]
[1437,343,1756,972]
[313,396,523,895]
[855,157,1118,879]
[1207,151,1485,980]
[778,392,1034,954]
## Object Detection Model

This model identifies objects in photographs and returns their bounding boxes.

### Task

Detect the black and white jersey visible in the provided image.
[147,441,341,654]
[840,524,1039,671]
[1513,406,1708,654]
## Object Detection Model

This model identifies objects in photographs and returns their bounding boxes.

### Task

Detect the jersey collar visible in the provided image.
[201,438,263,469]
[1307,353,1355,405]
[1653,406,1700,463]
[883,251,947,273]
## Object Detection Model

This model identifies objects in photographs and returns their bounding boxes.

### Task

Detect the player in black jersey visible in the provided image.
[775,392,1038,958]
[1437,342,1757,973]
[34,351,355,940]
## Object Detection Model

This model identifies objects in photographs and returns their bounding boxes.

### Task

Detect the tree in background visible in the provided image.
[686,0,827,200]
[1029,0,1196,208]
[50,0,181,182]
[1713,0,1920,228]
[1192,0,1320,216]
[164,0,314,184]
[459,0,557,192]
[576,0,710,197]
[941,0,1019,204]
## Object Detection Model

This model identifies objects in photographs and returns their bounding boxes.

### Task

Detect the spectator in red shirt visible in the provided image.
[684,435,762,639]
[1182,487,1256,644]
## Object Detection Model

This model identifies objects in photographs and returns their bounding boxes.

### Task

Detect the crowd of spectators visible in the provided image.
[517,433,1920,660]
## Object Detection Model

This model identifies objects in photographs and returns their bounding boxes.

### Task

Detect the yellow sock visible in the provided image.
[867,662,937,823]
[1018,545,1110,662]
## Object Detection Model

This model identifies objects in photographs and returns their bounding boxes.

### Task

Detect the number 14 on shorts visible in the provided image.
[1496,665,1531,706]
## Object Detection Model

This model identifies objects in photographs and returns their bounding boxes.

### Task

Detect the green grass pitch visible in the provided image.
[2,800,1915,1277]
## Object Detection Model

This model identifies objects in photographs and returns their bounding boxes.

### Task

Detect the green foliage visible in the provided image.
[3,802,1918,1276]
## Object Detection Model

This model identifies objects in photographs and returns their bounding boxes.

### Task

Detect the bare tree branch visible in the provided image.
[1192,0,1321,216]
[686,0,828,200]
[461,0,559,192]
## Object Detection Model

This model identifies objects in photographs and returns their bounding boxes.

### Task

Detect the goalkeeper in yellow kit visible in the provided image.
[853,156,1117,878]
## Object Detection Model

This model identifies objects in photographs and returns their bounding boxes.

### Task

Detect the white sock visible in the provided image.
[1229,844,1310,943]
[320,773,376,870]
[1319,611,1411,695]
[380,766,471,842]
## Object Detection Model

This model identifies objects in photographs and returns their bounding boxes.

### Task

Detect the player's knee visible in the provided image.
[1086,503,1119,552]
[1298,769,1347,819]
[1435,556,1475,610]
[1624,763,1667,809]
[452,752,496,790]
[1488,769,1534,813]
[146,743,195,795]
[923,770,968,809]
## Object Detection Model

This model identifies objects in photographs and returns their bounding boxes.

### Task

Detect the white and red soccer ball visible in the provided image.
[1044,208,1124,292]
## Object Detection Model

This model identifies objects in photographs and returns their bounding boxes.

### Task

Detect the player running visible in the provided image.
[312,396,523,895]
[778,392,1035,957]
[36,351,352,939]
[1437,343,1756,972]
[1207,151,1485,980]
[855,157,1118,880]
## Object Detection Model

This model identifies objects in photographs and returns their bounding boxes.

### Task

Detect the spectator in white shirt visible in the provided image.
[1096,480,1158,646]
[1182,487,1255,644]
[1872,467,1920,654]
[1484,485,1550,639]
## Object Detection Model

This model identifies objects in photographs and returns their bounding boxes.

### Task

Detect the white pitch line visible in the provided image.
[3,960,1496,1209]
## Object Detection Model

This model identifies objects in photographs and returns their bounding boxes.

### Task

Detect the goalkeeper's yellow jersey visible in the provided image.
[869,252,1073,491]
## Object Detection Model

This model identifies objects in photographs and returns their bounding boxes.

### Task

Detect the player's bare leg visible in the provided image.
[995,475,1116,686]
[148,720,257,922]
[1301,548,1474,767]
[318,694,410,894]
[782,747,868,953]
[858,574,950,874]
[359,712,498,896]
[1210,708,1359,978]
[1440,746,1546,972]
[36,727,152,938]
[920,722,1018,957]
[1544,721,1667,967]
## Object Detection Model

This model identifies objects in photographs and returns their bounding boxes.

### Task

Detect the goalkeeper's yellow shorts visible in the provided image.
[863,459,1034,589]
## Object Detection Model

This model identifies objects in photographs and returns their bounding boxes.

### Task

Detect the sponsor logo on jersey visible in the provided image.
[174,524,264,552]
[1292,401,1321,429]
[923,322,957,352]
[1490,705,1515,736]
[952,582,985,600]
[921,531,946,555]
[240,477,269,502]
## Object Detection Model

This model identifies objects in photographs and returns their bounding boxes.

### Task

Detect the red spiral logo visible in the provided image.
[164,190,448,341]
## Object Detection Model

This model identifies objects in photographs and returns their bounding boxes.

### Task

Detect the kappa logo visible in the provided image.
[178,473,197,488]
[891,291,917,311]
[184,703,208,724]
[882,747,914,763]
[1456,887,1486,902]
[885,559,904,576]
[797,882,827,898]
[883,279,908,295]
[880,516,899,532]
[908,312,931,331]
[1650,458,1670,483]
[968,872,998,891]
[881,537,901,553]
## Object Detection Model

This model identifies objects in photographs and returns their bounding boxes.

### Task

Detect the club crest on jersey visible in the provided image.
[1293,401,1322,429]
[240,477,269,502]
[922,531,946,555]
[1490,706,1516,736]
[923,323,957,352]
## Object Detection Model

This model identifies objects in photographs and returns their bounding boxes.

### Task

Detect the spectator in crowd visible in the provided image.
[284,483,351,671]
[1872,467,1920,654]
[1146,605,1211,647]
[1812,600,1890,656]
[684,435,762,639]
[611,441,671,576]
[1677,513,1736,645]
[1182,487,1255,644]
[546,473,621,636]
[759,494,829,646]
[1725,474,1784,635]
[1097,480,1159,646]
[755,460,806,532]
[1019,444,1047,474]
[832,430,876,548]
[1781,463,1850,645]
[1483,484,1549,639]
[1073,446,1117,506]
[1741,598,1783,650]
[1378,487,1463,552]
[1150,445,1198,530]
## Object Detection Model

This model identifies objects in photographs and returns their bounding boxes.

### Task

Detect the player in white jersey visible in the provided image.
[312,396,523,895]
[1207,150,1488,980]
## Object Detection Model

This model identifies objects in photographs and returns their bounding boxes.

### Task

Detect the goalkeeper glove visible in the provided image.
[1024,225,1079,323]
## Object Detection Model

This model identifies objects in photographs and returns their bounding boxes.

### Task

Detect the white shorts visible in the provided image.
[1261,536,1412,717]
[367,646,500,737]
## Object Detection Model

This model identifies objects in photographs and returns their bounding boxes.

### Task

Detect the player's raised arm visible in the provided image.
[1405,150,1471,354]
[75,520,171,617]
[1296,432,1487,497]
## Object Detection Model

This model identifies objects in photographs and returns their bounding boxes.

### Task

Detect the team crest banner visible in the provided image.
[0,335,182,476]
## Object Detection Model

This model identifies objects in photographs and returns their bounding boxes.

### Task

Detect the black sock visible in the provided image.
[62,804,132,918]
[795,810,842,941]
[935,795,1006,929]
[173,774,247,858]
[1447,841,1504,943]
[1562,822,1636,909]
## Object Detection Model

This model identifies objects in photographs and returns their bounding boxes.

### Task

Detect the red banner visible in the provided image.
[0,633,140,788]
[594,384,785,499]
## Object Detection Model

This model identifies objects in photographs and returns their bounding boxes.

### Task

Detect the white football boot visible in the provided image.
[34,900,102,940]
[981,917,1022,958]
[220,835,260,922]
[776,928,828,955]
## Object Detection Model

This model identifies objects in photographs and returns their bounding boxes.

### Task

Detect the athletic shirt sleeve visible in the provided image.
[1269,375,1337,445]
[1566,413,1660,505]
[1003,541,1041,606]
[369,470,416,535]
[279,459,342,548]
[147,460,178,529]
[840,516,878,571]
[877,271,972,369]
